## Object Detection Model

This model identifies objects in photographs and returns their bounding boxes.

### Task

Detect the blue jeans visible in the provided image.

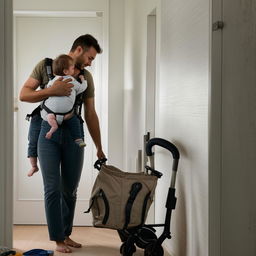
[64,115,83,140]
[28,115,83,157]
[38,120,84,241]
[27,114,42,157]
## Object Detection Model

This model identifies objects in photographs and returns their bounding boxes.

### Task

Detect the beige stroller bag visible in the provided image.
[85,164,158,230]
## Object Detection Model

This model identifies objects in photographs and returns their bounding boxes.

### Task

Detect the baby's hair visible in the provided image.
[52,54,74,76]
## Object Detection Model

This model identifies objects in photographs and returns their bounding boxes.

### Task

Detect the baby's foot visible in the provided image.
[64,237,82,248]
[45,132,52,139]
[75,139,86,148]
[27,166,39,177]
[56,241,72,253]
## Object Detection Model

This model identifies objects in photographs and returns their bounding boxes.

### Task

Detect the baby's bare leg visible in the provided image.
[27,157,39,177]
[45,114,58,139]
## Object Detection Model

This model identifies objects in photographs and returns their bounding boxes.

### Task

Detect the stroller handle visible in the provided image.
[146,138,180,160]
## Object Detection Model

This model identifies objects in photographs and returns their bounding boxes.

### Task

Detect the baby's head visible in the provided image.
[53,54,75,76]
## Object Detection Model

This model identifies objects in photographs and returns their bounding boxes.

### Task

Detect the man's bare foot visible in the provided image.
[64,237,82,248]
[56,241,72,253]
[27,166,39,177]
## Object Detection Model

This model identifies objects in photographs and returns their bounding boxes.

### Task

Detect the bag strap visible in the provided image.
[84,189,110,225]
[123,182,142,229]
[140,192,151,226]
[84,197,95,213]
[94,158,108,171]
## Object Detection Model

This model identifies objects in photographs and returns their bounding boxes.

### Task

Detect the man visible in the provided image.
[19,34,105,253]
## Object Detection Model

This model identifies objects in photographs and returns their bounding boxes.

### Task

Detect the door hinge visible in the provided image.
[212,21,224,31]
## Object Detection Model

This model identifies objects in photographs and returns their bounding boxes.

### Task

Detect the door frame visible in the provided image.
[209,0,222,255]
[0,0,13,248]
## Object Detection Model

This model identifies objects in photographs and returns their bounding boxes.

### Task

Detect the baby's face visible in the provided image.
[65,63,75,76]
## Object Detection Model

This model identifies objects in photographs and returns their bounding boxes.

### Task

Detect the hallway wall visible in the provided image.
[123,0,210,255]
[159,1,209,255]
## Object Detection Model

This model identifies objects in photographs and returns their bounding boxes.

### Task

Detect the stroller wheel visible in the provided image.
[135,227,157,249]
[118,229,130,242]
[144,241,164,256]
[120,242,136,256]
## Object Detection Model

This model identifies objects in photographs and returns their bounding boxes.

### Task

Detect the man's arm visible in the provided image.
[84,97,105,159]
[19,77,73,103]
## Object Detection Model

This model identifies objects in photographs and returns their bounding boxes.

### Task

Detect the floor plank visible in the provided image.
[13,225,144,256]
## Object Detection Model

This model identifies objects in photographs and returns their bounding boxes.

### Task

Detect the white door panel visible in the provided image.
[14,15,104,225]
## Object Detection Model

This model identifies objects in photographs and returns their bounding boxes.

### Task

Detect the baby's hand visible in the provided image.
[79,75,85,81]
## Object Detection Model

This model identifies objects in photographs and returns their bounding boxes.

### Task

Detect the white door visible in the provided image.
[13,14,106,225]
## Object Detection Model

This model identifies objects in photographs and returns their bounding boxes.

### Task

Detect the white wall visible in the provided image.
[0,0,13,248]
[108,0,124,167]
[159,1,209,255]
[123,0,210,255]
[123,0,160,170]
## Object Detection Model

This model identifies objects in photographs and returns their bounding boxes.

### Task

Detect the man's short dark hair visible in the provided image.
[70,34,102,53]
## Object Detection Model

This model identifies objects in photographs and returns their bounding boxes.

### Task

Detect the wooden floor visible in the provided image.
[13,225,145,256]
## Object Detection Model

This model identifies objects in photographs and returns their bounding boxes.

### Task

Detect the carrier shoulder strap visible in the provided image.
[40,58,54,89]
[26,58,54,120]
[74,69,86,123]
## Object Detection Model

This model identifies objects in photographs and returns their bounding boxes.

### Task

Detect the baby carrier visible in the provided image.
[85,137,180,256]
[26,58,85,122]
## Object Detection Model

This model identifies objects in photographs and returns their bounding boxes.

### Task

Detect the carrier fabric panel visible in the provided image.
[90,165,158,229]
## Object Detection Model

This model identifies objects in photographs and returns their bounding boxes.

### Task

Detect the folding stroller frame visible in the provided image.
[117,137,180,256]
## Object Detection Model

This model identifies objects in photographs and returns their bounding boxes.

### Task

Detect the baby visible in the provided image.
[27,54,87,177]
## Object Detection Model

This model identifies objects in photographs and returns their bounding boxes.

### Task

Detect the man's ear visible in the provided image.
[76,46,83,54]
[63,69,69,75]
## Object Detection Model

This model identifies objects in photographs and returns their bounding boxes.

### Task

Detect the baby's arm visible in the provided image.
[73,76,88,95]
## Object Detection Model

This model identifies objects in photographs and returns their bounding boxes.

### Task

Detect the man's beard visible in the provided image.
[75,63,84,71]
[75,56,85,70]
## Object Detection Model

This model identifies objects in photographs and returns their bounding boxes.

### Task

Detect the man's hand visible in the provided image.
[97,148,106,160]
[49,77,74,96]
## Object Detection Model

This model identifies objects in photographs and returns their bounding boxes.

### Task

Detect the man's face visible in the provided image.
[75,46,97,70]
